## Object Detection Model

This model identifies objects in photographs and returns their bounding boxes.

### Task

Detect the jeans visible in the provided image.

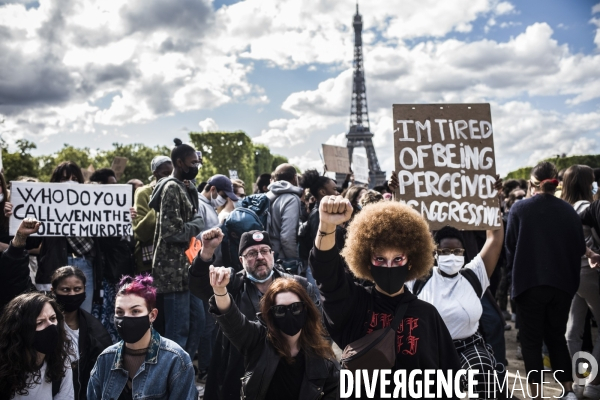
[480,292,507,366]
[515,285,574,383]
[566,264,600,363]
[163,290,191,350]
[68,256,94,313]
[197,301,217,371]
[186,293,205,359]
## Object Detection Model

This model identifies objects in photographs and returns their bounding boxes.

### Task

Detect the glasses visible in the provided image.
[241,248,272,260]
[436,248,465,256]
[270,302,305,318]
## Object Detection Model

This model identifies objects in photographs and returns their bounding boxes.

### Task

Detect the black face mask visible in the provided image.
[272,309,307,336]
[370,265,409,295]
[55,293,86,313]
[114,315,151,344]
[33,324,59,355]
[180,165,199,181]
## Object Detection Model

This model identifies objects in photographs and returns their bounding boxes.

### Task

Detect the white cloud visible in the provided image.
[198,117,219,132]
[494,1,515,15]
[288,151,324,173]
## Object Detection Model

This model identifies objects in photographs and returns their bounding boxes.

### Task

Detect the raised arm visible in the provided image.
[208,266,265,353]
[189,228,224,301]
[314,195,353,251]
[480,176,505,278]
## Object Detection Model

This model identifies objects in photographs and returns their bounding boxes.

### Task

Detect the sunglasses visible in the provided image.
[269,302,305,318]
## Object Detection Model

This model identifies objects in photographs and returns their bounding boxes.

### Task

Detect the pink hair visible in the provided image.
[117,274,157,311]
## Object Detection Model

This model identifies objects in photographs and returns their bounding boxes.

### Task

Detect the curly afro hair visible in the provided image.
[341,201,435,282]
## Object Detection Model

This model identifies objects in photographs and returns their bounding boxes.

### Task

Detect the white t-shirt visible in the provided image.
[64,323,80,362]
[13,361,74,400]
[407,254,489,340]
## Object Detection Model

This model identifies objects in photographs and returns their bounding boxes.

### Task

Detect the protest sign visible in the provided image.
[81,164,95,182]
[9,182,133,237]
[111,157,128,181]
[393,103,500,230]
[322,144,350,174]
[229,170,239,180]
[352,153,369,184]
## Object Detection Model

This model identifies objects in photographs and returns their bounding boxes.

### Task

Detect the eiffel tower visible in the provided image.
[337,3,386,188]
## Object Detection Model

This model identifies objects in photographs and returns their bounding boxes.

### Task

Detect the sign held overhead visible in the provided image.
[322,144,350,174]
[352,153,369,184]
[393,103,500,230]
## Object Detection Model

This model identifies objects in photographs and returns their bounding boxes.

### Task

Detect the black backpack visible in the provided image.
[411,268,483,298]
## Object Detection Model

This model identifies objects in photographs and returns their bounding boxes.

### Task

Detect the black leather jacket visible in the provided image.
[189,255,321,400]
[208,295,339,400]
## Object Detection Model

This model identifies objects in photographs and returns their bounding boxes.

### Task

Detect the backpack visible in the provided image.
[220,194,271,272]
[412,268,483,298]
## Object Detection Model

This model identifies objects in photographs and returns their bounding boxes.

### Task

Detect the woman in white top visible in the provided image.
[0,292,74,399]
[408,224,504,400]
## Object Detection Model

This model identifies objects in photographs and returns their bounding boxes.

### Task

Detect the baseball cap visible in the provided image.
[208,174,239,201]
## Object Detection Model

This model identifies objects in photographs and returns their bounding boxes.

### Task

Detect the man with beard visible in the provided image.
[189,228,320,400]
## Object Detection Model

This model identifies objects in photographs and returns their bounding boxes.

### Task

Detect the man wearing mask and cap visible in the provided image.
[132,156,173,274]
[189,227,320,400]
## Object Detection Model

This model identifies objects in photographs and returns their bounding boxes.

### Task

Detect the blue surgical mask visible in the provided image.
[593,182,598,195]
[246,269,274,283]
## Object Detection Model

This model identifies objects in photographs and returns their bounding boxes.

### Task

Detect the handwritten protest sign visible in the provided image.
[352,153,369,184]
[111,157,128,181]
[229,170,239,180]
[9,182,133,237]
[393,103,500,230]
[322,144,350,174]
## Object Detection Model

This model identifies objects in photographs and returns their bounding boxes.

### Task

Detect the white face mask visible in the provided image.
[437,254,465,275]
[211,193,227,208]
[592,182,598,195]
[0,193,4,203]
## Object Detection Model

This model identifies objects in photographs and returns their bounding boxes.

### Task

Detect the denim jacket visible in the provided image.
[87,329,197,400]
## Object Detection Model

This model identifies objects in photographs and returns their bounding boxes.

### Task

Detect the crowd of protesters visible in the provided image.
[1,137,600,400]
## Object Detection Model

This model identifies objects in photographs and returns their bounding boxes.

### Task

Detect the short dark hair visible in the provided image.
[50,161,84,183]
[170,138,196,165]
[90,168,116,184]
[255,174,271,193]
[197,181,208,193]
[51,266,87,288]
[433,226,465,248]
[502,179,521,199]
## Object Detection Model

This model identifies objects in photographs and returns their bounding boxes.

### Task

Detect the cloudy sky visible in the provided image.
[1,0,599,176]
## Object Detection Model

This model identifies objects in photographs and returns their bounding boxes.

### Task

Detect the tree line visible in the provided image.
[1,131,289,185]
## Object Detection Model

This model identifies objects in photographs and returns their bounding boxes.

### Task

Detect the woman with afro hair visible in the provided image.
[309,196,461,399]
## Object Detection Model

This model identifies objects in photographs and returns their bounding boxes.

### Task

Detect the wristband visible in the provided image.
[214,291,228,297]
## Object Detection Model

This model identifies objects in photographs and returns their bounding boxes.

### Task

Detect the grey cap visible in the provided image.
[151,156,172,172]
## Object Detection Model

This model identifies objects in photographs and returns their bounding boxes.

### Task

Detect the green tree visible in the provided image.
[1,139,39,182]
[253,144,274,178]
[37,144,94,182]
[94,143,171,183]
[271,154,290,172]
[189,131,255,185]
[505,154,600,179]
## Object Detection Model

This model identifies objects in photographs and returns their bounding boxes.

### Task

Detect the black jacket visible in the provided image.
[309,246,461,400]
[208,295,339,400]
[189,255,321,400]
[74,308,112,400]
[0,243,35,313]
[505,194,586,298]
[38,237,104,302]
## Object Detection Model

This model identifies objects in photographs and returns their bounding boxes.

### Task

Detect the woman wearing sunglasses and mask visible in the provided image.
[51,266,112,400]
[309,196,461,398]
[87,275,197,400]
[208,268,339,399]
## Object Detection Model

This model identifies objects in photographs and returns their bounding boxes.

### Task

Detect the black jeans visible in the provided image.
[515,285,574,383]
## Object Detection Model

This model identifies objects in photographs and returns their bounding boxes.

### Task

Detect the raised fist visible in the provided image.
[319,195,353,226]
[209,265,231,293]
[202,227,224,250]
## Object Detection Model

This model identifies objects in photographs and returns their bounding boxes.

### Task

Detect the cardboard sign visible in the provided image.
[111,157,128,181]
[9,182,133,237]
[229,170,239,180]
[393,103,500,230]
[322,144,350,174]
[352,153,369,184]
[81,164,95,182]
